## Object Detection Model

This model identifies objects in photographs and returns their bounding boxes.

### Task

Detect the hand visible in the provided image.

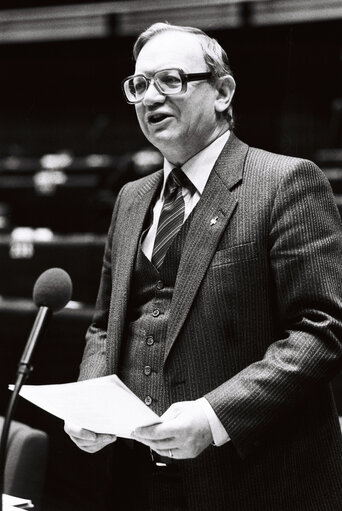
[64,421,117,453]
[132,401,213,459]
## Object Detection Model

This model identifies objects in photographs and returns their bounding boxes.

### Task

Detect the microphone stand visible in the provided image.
[0,306,51,511]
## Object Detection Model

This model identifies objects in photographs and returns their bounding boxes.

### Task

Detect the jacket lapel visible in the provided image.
[109,170,162,372]
[164,135,249,362]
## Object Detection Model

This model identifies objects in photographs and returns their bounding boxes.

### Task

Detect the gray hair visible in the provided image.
[133,22,235,128]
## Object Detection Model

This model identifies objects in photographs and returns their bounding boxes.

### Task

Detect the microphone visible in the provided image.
[18,268,73,379]
[33,266,73,312]
[0,268,72,510]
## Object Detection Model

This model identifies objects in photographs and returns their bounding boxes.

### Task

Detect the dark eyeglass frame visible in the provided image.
[121,68,212,104]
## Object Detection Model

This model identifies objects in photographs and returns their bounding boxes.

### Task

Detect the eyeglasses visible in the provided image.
[122,68,212,104]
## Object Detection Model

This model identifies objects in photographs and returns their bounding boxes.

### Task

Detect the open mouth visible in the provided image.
[148,113,171,125]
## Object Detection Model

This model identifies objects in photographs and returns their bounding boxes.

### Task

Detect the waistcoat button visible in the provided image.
[156,280,164,290]
[144,365,152,376]
[145,396,152,406]
[152,308,160,317]
[146,336,154,346]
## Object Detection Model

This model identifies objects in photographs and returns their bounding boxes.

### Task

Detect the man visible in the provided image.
[65,22,342,510]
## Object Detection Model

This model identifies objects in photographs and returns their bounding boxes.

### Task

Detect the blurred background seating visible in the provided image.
[0,416,48,511]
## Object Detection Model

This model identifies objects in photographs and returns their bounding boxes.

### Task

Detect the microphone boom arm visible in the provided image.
[17,306,51,379]
[0,305,51,511]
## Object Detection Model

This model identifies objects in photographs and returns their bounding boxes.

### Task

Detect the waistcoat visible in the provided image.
[118,214,192,416]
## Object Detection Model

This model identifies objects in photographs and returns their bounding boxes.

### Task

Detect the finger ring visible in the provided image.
[169,449,173,458]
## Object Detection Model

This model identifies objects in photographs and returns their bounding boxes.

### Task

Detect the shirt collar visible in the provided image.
[162,130,230,196]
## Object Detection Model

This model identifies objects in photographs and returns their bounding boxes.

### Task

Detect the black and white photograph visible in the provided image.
[0,2,341,510]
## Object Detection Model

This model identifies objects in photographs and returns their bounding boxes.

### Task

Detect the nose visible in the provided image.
[142,79,165,106]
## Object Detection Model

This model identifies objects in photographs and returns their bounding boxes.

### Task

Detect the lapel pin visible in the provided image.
[210,216,219,226]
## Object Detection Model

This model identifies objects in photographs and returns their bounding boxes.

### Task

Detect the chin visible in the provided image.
[149,131,178,149]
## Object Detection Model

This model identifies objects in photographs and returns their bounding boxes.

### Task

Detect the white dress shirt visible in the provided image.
[141,130,231,446]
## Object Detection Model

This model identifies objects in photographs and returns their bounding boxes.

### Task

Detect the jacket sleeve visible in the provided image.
[78,187,125,381]
[205,159,342,457]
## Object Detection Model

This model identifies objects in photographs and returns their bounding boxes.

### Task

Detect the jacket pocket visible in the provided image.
[210,241,257,267]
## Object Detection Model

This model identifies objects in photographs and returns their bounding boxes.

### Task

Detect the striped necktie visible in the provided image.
[152,168,187,269]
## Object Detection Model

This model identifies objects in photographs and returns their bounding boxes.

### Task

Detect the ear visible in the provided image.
[214,74,236,114]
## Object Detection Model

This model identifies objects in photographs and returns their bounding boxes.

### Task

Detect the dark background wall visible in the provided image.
[0,20,340,159]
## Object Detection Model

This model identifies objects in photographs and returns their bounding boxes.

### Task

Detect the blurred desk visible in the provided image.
[0,154,117,233]
[0,233,105,305]
[0,296,94,390]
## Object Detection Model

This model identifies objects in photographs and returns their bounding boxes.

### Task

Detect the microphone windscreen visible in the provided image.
[33,268,73,312]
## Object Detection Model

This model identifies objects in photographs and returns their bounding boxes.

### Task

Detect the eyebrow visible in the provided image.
[133,67,186,77]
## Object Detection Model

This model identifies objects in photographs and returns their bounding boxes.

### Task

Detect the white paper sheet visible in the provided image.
[9,375,161,438]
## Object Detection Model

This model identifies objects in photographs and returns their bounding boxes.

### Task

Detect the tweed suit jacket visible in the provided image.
[79,134,342,510]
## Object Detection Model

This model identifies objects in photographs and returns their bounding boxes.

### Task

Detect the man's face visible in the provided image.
[134,31,225,166]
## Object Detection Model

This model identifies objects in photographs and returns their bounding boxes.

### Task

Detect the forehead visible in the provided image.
[135,31,207,75]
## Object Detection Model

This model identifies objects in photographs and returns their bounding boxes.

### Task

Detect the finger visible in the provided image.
[136,438,179,450]
[74,434,117,452]
[96,434,117,443]
[68,431,97,442]
[77,442,108,454]
[133,423,176,441]
[132,424,160,438]
[64,423,96,441]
